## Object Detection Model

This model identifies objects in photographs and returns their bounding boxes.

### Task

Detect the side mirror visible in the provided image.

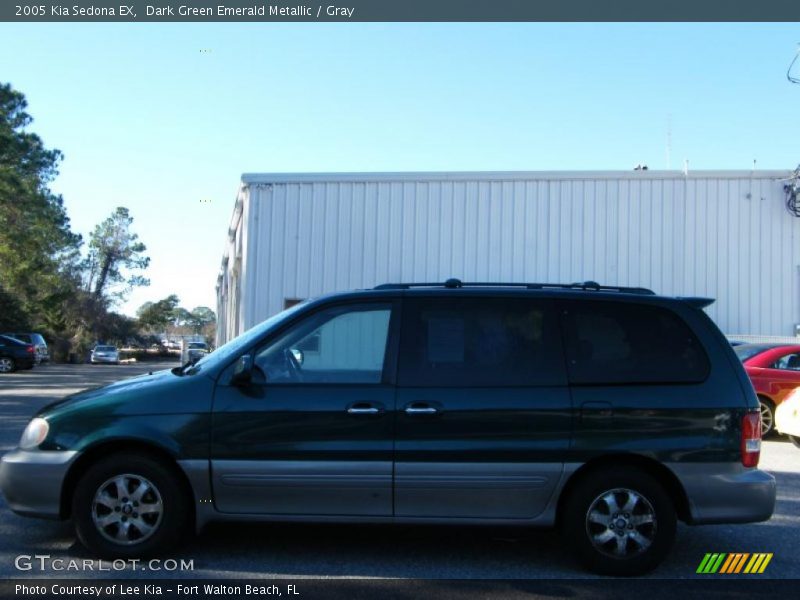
[231,354,254,385]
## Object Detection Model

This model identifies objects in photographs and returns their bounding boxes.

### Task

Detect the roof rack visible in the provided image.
[373,278,656,295]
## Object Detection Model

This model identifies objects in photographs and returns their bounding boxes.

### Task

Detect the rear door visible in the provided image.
[394,295,571,519]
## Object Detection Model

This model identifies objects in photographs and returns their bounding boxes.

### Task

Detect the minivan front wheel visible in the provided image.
[562,467,676,576]
[72,453,188,557]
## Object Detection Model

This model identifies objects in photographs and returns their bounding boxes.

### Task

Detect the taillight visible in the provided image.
[741,411,762,468]
[25,345,35,354]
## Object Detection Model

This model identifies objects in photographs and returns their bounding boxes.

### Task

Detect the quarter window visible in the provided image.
[562,301,709,385]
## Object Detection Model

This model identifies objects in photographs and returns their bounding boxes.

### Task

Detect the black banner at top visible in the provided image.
[2,0,800,22]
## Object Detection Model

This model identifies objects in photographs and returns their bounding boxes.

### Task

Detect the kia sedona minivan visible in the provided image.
[0,280,775,575]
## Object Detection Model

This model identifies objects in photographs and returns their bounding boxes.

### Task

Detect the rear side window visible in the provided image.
[398,297,566,387]
[561,300,709,385]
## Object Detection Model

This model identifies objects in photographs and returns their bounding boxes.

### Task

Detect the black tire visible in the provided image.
[72,453,189,558]
[759,398,775,437]
[561,467,676,576]
[0,357,16,373]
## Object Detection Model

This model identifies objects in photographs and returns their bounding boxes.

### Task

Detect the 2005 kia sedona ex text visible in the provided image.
[0,280,776,575]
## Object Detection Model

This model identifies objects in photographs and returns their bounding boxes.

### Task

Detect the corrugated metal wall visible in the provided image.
[217,171,799,344]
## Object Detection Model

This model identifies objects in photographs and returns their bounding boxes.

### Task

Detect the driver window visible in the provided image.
[774,353,800,370]
[254,303,391,384]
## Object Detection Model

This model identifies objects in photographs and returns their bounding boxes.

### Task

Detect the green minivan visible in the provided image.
[0,281,776,575]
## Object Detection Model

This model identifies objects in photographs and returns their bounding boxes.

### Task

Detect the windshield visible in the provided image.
[95,346,117,352]
[184,301,309,374]
[188,342,206,349]
[734,344,772,363]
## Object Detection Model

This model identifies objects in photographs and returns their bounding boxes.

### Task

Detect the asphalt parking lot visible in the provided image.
[0,362,798,580]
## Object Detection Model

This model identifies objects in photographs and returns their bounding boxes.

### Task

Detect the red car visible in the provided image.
[735,343,800,436]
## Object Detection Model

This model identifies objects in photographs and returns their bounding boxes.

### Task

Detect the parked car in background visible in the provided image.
[0,281,775,575]
[90,345,120,365]
[775,387,800,449]
[734,343,800,436]
[1,332,49,364]
[0,335,37,373]
[186,341,208,363]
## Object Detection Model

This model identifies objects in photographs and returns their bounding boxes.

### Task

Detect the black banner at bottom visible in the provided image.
[0,579,797,600]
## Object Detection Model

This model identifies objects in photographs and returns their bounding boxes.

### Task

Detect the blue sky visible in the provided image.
[0,23,798,316]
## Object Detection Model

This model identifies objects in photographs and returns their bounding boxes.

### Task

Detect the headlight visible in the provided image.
[19,418,49,450]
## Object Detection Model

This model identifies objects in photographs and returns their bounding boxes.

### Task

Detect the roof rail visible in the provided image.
[373,279,656,295]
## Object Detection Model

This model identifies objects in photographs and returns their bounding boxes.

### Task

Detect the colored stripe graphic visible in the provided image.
[744,553,774,574]
[697,553,727,573]
[699,553,772,574]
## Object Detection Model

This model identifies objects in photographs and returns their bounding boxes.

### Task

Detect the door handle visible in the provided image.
[347,407,380,415]
[346,402,384,415]
[405,404,439,415]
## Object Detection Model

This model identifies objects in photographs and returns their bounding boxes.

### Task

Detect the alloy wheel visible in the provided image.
[0,358,14,373]
[760,401,774,436]
[585,488,657,559]
[91,474,163,545]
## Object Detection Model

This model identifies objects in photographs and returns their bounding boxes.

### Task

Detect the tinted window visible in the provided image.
[95,346,117,352]
[255,303,392,384]
[562,300,709,385]
[398,297,566,387]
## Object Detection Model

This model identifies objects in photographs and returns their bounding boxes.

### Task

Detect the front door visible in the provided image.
[211,300,398,516]
[394,295,571,519]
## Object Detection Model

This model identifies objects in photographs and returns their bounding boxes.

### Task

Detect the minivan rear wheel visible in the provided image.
[72,453,188,557]
[0,357,16,373]
[562,467,676,576]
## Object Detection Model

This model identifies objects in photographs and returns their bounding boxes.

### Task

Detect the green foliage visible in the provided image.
[85,206,150,303]
[0,83,153,359]
[136,297,216,343]
[137,294,180,332]
[0,82,83,341]
[187,306,216,332]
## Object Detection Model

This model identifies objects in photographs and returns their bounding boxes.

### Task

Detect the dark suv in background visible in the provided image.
[0,334,37,373]
[0,280,775,575]
[2,332,49,364]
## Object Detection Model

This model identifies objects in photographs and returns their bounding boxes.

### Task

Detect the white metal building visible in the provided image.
[216,170,799,345]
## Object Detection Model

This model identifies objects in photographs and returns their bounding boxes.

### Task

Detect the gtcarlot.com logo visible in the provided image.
[14,555,194,572]
[696,553,773,574]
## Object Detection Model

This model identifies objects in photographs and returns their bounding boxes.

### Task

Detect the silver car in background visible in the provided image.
[90,345,120,365]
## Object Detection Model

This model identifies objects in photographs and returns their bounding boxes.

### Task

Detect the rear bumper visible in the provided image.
[671,463,776,525]
[0,449,78,519]
[15,356,36,369]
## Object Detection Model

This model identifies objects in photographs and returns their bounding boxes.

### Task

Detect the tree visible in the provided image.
[187,306,216,333]
[85,207,150,303]
[137,295,180,334]
[0,82,82,333]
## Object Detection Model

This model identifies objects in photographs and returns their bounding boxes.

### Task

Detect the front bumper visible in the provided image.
[91,355,118,363]
[671,463,776,525]
[0,449,78,519]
